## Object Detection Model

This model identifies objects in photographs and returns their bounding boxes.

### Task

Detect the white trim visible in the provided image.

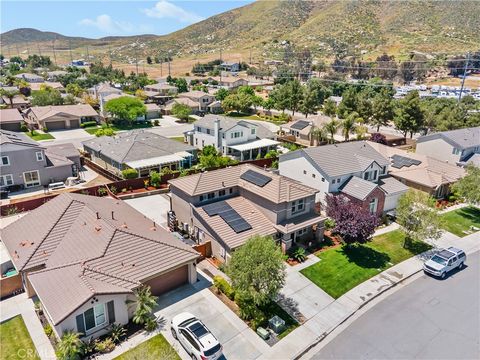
[0,174,14,186]
[23,170,41,188]
[1,156,10,166]
[36,151,44,162]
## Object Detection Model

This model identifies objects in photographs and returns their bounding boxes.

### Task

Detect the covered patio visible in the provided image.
[227,139,280,161]
[125,151,193,177]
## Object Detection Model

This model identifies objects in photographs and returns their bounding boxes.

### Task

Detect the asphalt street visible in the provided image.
[311,250,480,360]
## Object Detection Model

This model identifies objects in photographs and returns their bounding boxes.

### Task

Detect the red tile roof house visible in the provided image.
[1,193,199,340]
[168,164,326,262]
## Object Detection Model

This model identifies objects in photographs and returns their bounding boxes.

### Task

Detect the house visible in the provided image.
[0,130,80,190]
[24,104,99,130]
[88,82,122,99]
[278,141,409,216]
[169,164,325,261]
[177,91,215,111]
[185,114,279,160]
[163,98,199,115]
[208,77,249,89]
[28,82,65,92]
[1,193,199,339]
[46,70,68,81]
[144,103,161,120]
[220,62,240,73]
[280,115,331,146]
[82,130,197,177]
[415,127,480,166]
[207,100,223,114]
[0,108,25,131]
[14,73,44,83]
[368,142,466,198]
[144,83,178,96]
[1,94,29,110]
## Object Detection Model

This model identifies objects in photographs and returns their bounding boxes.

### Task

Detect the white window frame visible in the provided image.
[23,170,41,188]
[251,128,256,135]
[369,198,378,214]
[80,303,107,333]
[1,156,10,166]
[35,151,44,162]
[0,174,14,186]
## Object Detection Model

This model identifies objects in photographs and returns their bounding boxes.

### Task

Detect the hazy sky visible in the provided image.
[1,0,255,38]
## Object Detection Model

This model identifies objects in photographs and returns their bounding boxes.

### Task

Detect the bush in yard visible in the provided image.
[122,168,139,179]
[370,132,387,144]
[20,124,28,132]
[226,235,285,307]
[213,276,235,300]
[153,119,160,126]
[95,127,116,137]
[290,246,307,262]
[144,317,158,332]
[129,286,158,329]
[109,186,117,195]
[149,171,161,187]
[97,187,107,196]
[42,127,49,132]
[109,323,126,344]
[171,102,192,122]
[324,218,336,230]
[452,164,480,204]
[56,331,85,360]
[326,194,380,245]
[80,121,97,128]
[94,337,115,353]
[43,323,53,338]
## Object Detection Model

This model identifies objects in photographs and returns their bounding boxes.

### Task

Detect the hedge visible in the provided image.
[213,276,235,300]
[80,121,98,128]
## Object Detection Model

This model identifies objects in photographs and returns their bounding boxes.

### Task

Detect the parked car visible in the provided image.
[171,312,223,360]
[423,247,466,279]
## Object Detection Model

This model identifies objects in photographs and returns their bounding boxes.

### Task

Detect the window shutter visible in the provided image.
[107,301,115,324]
[76,314,85,335]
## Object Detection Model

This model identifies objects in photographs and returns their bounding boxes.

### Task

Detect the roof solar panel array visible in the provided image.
[391,154,422,169]
[240,169,272,187]
[290,120,310,130]
[202,200,252,233]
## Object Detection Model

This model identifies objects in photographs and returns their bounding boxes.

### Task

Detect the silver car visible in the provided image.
[423,247,466,279]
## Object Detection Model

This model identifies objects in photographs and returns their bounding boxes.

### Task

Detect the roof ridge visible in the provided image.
[83,266,141,287]
[28,262,82,276]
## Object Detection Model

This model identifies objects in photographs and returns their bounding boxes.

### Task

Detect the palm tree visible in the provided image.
[56,331,84,360]
[341,112,358,141]
[323,119,339,144]
[309,125,327,146]
[129,286,158,326]
[0,89,19,108]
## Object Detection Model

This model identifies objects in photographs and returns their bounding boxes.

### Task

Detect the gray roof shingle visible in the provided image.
[416,127,480,150]
[339,176,378,200]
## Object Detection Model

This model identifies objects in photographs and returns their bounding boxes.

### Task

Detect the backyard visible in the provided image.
[0,315,40,360]
[300,230,432,299]
[440,206,480,237]
[114,334,179,360]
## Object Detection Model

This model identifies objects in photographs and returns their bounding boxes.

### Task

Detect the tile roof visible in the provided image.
[0,108,24,123]
[340,176,378,200]
[45,143,80,159]
[178,91,213,100]
[28,82,64,91]
[0,129,41,147]
[2,193,199,324]
[193,114,274,139]
[165,98,199,110]
[416,127,480,149]
[82,130,196,164]
[378,176,409,195]
[28,104,98,120]
[169,164,318,203]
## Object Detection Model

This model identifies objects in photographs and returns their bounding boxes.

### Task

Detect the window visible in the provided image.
[202,140,205,147]
[369,198,378,214]
[452,148,461,155]
[78,303,106,333]
[297,228,307,236]
[0,174,14,186]
[291,199,305,214]
[321,177,325,182]
[207,192,215,199]
[23,170,40,188]
[199,195,204,202]
[36,151,44,161]
[206,129,211,135]
[382,166,387,174]
[195,138,198,145]
[219,189,226,197]
[364,170,378,181]
[230,131,243,139]
[251,128,256,135]
[1,156,10,166]
[229,188,233,194]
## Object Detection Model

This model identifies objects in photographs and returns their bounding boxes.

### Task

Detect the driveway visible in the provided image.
[124,194,171,228]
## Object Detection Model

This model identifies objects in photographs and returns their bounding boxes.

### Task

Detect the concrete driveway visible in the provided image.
[124,194,171,228]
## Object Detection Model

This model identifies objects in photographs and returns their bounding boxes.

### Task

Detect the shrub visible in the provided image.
[144,317,158,332]
[97,187,107,196]
[109,185,117,195]
[324,218,336,230]
[290,247,306,262]
[153,119,160,126]
[95,128,116,137]
[80,121,97,128]
[21,124,28,132]
[94,337,115,353]
[44,324,53,338]
[149,171,161,188]
[160,167,174,176]
[42,127,49,132]
[109,323,126,344]
[122,168,139,179]
[213,276,235,300]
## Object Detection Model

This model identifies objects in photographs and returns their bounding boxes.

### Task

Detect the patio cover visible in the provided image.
[228,139,280,152]
[126,151,192,169]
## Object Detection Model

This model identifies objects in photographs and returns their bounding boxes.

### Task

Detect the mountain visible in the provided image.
[2,1,479,64]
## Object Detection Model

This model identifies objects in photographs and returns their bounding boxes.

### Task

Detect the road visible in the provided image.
[310,250,480,360]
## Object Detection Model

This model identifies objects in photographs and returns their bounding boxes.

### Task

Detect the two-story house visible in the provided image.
[278,141,409,216]
[185,115,279,160]
[177,91,215,111]
[416,127,480,167]
[169,164,325,262]
[0,130,80,190]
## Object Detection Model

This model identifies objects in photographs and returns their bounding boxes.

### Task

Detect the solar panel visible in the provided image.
[202,201,252,233]
[290,120,310,130]
[240,169,272,187]
[391,154,422,169]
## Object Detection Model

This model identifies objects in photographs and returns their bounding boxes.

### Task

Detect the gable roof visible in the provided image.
[178,91,212,100]
[416,127,480,150]
[193,114,274,139]
[284,141,390,178]
[378,176,409,195]
[169,163,318,203]
[0,129,41,147]
[0,108,24,123]
[82,129,196,164]
[27,104,98,121]
[340,176,378,201]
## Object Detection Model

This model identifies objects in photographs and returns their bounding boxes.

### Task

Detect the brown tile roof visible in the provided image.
[28,82,64,91]
[169,164,318,203]
[0,108,24,123]
[178,91,213,100]
[28,104,98,121]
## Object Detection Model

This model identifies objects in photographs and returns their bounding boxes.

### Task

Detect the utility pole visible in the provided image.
[134,40,139,75]
[86,45,90,61]
[458,52,470,102]
[52,39,57,66]
[108,45,112,66]
[37,43,42,56]
[26,42,30,57]
[68,40,73,63]
[16,43,20,57]
[160,57,163,77]
[249,49,252,64]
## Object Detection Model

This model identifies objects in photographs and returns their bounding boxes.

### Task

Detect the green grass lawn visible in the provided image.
[300,230,431,299]
[169,136,185,142]
[0,316,40,360]
[26,132,55,141]
[114,334,179,360]
[84,122,153,135]
[440,206,480,237]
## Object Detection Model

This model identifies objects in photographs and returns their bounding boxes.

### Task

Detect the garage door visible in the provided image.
[142,265,188,296]
[70,119,80,128]
[0,122,21,131]
[45,120,66,130]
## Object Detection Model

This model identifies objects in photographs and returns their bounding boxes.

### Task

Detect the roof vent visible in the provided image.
[95,226,102,232]
[121,222,128,228]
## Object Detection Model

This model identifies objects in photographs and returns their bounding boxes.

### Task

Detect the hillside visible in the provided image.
[2,0,479,66]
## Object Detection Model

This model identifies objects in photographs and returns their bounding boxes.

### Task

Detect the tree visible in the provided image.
[323,98,337,117]
[198,145,237,168]
[215,88,229,101]
[370,132,387,144]
[285,79,303,115]
[65,83,84,98]
[452,165,480,204]
[175,78,188,93]
[31,86,63,106]
[396,190,442,246]
[226,235,285,307]
[269,84,289,113]
[0,88,19,108]
[146,56,152,64]
[371,88,394,131]
[306,78,331,107]
[222,93,253,114]
[56,331,84,360]
[394,91,424,138]
[309,125,327,146]
[104,96,147,124]
[337,87,357,119]
[171,102,192,122]
[325,194,379,245]
[63,94,77,105]
[300,87,319,118]
[135,89,147,101]
[324,119,339,143]
[341,112,358,141]
[130,286,158,327]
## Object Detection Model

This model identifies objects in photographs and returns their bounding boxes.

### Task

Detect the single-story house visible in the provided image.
[0,108,25,131]
[220,62,240,72]
[24,104,99,130]
[208,77,249,89]
[163,98,199,115]
[28,82,65,92]
[207,100,223,114]
[281,115,332,146]
[46,70,68,81]
[144,103,161,120]
[1,193,199,339]
[14,73,44,83]
[1,94,29,110]
[88,83,122,99]
[144,83,178,96]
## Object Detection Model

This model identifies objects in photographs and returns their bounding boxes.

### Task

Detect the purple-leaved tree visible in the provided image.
[370,132,387,145]
[325,194,380,245]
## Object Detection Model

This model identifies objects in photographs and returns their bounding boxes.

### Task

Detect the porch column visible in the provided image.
[240,150,244,161]
[249,149,253,160]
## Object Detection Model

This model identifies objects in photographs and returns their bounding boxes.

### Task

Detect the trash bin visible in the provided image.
[268,315,285,334]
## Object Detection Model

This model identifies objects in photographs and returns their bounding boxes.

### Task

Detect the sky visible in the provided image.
[1,0,255,38]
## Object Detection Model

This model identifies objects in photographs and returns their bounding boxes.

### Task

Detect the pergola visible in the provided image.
[125,151,193,177]
[228,139,280,161]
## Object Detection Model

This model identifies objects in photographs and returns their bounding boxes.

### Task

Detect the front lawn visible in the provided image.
[440,206,480,237]
[300,230,431,299]
[114,334,179,360]
[84,122,153,135]
[26,132,55,141]
[0,315,40,360]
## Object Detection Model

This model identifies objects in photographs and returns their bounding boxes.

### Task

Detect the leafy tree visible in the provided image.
[171,102,192,122]
[237,85,255,97]
[129,286,158,328]
[63,94,77,105]
[226,235,285,307]
[222,93,253,114]
[371,88,394,131]
[175,78,188,93]
[370,132,387,144]
[324,118,339,143]
[10,56,25,66]
[300,87,319,118]
[25,54,51,68]
[323,98,337,117]
[309,125,327,146]
[394,91,424,138]
[56,331,84,360]
[31,86,63,106]
[355,90,373,122]
[337,87,357,119]
[341,112,358,141]
[285,79,303,115]
[0,88,19,108]
[306,78,331,107]
[135,89,147,101]
[146,56,152,64]
[122,168,139,179]
[104,96,147,124]
[215,88,229,101]
[65,83,84,98]
[198,145,237,168]
[452,165,480,204]
[325,194,379,245]
[269,84,289,113]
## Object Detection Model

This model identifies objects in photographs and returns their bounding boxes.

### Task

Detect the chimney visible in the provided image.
[214,118,220,152]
